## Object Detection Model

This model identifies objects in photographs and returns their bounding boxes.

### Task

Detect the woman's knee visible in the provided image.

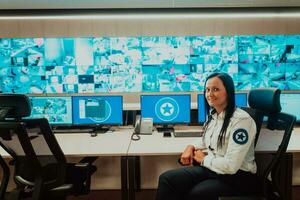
[158,169,176,185]
[158,168,191,190]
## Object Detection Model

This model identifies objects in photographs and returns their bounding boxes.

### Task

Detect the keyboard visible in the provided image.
[173,131,203,137]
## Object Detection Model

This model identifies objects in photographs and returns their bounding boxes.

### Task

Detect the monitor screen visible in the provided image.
[28,96,73,124]
[140,94,191,124]
[198,93,248,123]
[235,93,248,107]
[280,93,300,122]
[72,96,123,125]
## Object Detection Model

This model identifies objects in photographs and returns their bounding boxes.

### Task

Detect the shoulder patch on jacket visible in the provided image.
[233,128,248,145]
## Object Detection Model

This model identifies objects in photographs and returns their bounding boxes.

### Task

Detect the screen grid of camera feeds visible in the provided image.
[1,35,300,94]
[28,96,72,124]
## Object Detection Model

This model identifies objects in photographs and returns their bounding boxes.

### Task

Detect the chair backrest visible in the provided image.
[242,88,296,199]
[241,88,282,147]
[0,94,67,190]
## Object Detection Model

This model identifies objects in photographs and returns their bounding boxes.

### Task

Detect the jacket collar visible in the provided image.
[211,110,225,120]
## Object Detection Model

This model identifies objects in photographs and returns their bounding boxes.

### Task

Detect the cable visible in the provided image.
[131,133,140,141]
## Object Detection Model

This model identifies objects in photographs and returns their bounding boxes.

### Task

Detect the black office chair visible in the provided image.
[0,94,97,200]
[220,88,296,200]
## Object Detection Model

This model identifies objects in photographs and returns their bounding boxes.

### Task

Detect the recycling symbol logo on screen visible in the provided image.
[155,97,179,122]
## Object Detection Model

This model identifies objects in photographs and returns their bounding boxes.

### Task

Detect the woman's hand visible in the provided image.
[193,149,207,164]
[180,145,195,166]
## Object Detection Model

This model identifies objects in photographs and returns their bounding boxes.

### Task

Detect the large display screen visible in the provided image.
[198,93,248,123]
[72,96,123,125]
[141,94,190,124]
[1,35,300,94]
[28,96,73,124]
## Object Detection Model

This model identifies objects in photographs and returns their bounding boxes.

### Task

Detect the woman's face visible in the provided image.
[205,76,228,113]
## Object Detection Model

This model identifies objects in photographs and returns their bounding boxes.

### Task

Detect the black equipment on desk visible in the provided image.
[133,115,153,135]
[173,130,203,137]
[131,115,154,141]
[52,125,110,134]
[0,94,97,200]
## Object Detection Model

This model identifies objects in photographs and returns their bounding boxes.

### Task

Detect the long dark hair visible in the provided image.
[203,72,236,148]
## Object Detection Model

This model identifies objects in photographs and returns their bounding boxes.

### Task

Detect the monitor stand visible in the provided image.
[156,125,174,133]
[92,126,110,134]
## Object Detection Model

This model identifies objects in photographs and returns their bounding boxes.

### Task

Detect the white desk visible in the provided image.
[128,131,195,156]
[55,128,132,157]
[0,127,133,158]
[2,127,298,157]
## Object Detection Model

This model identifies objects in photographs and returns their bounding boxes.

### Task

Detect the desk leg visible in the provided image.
[121,156,128,200]
[128,156,138,200]
[135,156,141,192]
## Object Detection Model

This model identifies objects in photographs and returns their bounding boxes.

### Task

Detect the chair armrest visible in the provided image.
[15,175,35,186]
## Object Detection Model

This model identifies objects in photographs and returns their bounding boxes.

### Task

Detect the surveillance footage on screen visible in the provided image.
[0,35,300,94]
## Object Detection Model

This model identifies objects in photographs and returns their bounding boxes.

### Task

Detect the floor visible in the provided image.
[68,190,155,200]
[68,187,300,200]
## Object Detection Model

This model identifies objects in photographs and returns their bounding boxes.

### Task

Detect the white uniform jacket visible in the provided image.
[194,108,257,175]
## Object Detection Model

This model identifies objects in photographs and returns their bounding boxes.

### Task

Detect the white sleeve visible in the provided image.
[202,117,256,174]
[193,137,206,150]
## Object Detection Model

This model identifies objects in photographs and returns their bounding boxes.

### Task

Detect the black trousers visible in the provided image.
[155,166,259,200]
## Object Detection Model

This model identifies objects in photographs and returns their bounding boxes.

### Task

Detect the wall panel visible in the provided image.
[1,13,300,38]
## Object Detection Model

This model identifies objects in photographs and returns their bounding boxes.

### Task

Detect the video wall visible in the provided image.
[0,35,300,94]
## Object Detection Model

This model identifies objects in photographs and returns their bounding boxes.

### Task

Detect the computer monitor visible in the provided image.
[140,94,191,131]
[198,93,248,123]
[280,93,300,122]
[28,96,73,125]
[235,93,248,107]
[72,96,123,129]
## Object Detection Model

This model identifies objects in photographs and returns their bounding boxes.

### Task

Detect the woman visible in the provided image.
[155,72,259,200]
